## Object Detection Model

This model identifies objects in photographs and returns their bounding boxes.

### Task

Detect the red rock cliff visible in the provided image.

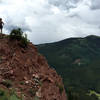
[0,34,67,100]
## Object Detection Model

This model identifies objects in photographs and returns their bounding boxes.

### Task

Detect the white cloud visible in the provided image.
[0,0,100,44]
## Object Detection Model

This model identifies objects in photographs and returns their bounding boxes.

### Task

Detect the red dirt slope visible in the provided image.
[0,34,67,100]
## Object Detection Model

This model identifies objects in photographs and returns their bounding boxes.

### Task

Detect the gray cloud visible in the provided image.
[48,0,82,10]
[0,0,100,44]
[91,0,100,10]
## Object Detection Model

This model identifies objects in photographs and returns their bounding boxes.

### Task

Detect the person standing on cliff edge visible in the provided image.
[0,18,4,34]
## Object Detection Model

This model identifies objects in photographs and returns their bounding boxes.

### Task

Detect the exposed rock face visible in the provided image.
[0,34,67,100]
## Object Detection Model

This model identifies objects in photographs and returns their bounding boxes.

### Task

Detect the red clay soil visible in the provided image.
[0,34,67,100]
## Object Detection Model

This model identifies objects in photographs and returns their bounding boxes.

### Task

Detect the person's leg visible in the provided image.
[0,28,1,34]
[1,28,2,34]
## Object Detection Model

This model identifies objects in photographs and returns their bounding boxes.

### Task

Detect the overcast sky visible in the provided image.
[0,0,100,44]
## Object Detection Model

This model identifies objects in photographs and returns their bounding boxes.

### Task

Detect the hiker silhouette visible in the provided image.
[0,18,4,34]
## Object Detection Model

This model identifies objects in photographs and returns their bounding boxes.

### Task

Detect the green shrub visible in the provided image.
[59,85,64,94]
[2,80,12,88]
[0,89,5,96]
[29,88,37,96]
[9,28,23,40]
[20,34,29,48]
[10,94,21,100]
[20,81,25,85]
[56,82,64,94]
[9,28,29,48]
[0,88,22,100]
[0,89,8,100]
[34,96,39,100]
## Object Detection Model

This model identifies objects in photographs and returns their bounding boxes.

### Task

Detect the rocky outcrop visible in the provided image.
[0,34,67,100]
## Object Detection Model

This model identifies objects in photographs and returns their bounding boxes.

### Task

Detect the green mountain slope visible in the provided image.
[37,35,100,100]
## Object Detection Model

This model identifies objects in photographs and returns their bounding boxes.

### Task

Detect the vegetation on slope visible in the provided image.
[0,88,21,100]
[9,28,29,48]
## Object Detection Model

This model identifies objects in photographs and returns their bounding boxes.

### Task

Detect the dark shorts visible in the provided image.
[0,25,3,29]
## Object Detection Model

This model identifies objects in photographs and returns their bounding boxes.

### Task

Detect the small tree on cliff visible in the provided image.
[9,28,23,40]
[9,28,29,48]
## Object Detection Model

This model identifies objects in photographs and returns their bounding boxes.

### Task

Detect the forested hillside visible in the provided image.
[37,35,100,100]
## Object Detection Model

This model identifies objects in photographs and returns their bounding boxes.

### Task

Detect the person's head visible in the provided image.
[0,18,2,21]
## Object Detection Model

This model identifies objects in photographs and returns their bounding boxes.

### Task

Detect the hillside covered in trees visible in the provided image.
[37,35,100,100]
